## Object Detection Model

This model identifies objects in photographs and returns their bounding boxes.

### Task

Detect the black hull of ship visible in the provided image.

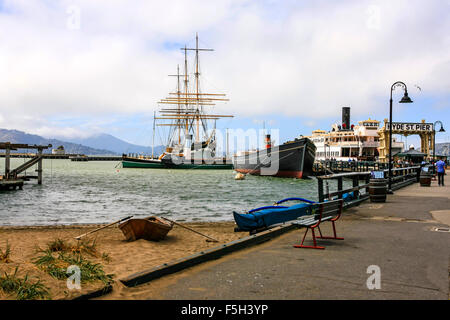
[233,138,316,178]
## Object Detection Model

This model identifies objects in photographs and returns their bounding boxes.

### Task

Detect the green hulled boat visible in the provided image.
[122,156,233,169]
[122,158,164,168]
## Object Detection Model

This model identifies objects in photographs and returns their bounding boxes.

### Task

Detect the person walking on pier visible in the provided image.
[435,159,446,186]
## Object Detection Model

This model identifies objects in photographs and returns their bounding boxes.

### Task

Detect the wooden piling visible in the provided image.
[352,176,359,199]
[37,148,43,185]
[318,178,324,203]
[5,146,10,179]
[337,177,343,199]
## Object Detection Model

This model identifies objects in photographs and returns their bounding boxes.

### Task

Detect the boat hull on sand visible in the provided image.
[118,216,173,241]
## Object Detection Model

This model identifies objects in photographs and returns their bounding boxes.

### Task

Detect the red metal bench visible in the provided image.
[292,199,344,250]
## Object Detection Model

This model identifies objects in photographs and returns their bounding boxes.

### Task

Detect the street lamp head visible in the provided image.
[399,91,413,103]
[435,121,445,132]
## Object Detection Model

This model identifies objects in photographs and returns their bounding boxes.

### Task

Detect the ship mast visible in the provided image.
[152,110,156,158]
[185,33,213,142]
[183,46,189,138]
[155,34,233,154]
[167,64,183,144]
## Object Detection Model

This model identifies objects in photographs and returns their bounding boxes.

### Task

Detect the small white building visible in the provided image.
[52,145,65,155]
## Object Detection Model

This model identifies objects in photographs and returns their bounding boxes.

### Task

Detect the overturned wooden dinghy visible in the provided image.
[119,216,173,241]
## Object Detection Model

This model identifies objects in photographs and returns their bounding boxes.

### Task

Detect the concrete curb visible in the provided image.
[120,223,298,287]
[69,284,113,300]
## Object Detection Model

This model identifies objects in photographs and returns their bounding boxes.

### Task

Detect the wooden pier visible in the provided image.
[0,178,24,191]
[314,159,394,176]
[0,153,68,159]
[69,155,122,161]
[0,153,122,161]
[0,142,52,190]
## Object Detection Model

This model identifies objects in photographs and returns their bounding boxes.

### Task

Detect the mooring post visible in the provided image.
[353,176,359,199]
[337,177,343,199]
[5,145,10,179]
[318,178,324,203]
[37,148,43,185]
[365,174,370,193]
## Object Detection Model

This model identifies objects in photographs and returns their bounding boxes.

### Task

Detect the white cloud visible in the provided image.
[0,0,448,137]
[206,0,450,119]
[34,126,98,139]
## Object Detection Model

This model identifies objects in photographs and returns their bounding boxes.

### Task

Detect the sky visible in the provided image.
[0,0,449,149]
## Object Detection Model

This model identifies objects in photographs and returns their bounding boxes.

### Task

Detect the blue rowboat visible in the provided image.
[233,197,316,231]
[341,192,355,202]
[233,192,357,232]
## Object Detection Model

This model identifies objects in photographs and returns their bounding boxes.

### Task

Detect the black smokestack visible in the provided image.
[342,107,350,130]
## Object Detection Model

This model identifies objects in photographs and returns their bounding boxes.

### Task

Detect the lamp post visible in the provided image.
[433,121,446,167]
[388,81,413,193]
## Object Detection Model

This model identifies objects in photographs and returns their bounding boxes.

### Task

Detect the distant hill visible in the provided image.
[416,142,449,156]
[61,133,165,155]
[0,128,165,156]
[435,142,450,156]
[0,129,116,155]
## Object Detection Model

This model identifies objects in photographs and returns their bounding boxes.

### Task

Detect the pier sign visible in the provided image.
[386,122,434,132]
[362,122,379,128]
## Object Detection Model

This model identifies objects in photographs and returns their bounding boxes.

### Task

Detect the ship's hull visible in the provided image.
[122,156,233,169]
[118,216,173,241]
[233,138,316,178]
[233,202,314,231]
[122,159,165,168]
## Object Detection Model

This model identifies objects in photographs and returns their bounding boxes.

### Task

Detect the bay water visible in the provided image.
[0,159,351,226]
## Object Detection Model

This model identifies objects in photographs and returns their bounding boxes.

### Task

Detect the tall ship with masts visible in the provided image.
[122,34,234,169]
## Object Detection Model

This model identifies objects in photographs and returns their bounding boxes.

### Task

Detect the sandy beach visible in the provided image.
[0,221,243,300]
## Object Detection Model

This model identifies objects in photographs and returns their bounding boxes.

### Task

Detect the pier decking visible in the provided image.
[0,178,24,190]
[0,153,122,161]
[69,155,122,161]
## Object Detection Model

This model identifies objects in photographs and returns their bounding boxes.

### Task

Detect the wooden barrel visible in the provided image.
[369,178,387,203]
[419,172,432,187]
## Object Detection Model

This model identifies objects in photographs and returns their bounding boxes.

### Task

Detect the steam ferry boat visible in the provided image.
[305,107,404,162]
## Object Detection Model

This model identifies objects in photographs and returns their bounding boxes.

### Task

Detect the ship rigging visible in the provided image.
[122,34,234,169]
[155,33,233,160]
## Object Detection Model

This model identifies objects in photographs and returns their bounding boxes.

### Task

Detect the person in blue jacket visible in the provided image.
[435,159,446,186]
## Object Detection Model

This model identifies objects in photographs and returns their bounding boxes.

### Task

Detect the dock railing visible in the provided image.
[316,166,421,205]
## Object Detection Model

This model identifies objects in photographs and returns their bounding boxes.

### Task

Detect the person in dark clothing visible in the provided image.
[435,160,446,186]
